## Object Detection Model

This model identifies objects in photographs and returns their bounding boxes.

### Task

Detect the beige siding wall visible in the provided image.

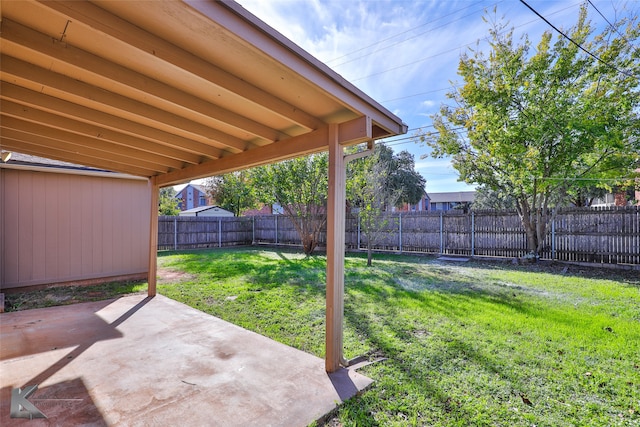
[0,168,151,290]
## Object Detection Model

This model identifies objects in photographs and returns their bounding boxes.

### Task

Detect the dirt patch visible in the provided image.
[157,267,197,284]
[3,281,145,312]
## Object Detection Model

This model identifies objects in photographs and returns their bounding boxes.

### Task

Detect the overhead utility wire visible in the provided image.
[534,176,639,181]
[519,0,635,78]
[351,40,478,82]
[381,86,455,103]
[331,2,504,68]
[586,0,640,56]
[352,3,577,83]
[325,1,502,65]
[379,125,468,147]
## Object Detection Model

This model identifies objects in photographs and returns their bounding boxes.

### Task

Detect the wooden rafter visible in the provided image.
[0,83,222,161]
[1,102,195,167]
[40,0,324,132]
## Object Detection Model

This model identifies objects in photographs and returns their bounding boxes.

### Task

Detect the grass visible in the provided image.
[155,248,640,427]
[4,248,638,426]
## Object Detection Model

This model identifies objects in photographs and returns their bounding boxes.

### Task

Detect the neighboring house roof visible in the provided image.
[427,191,476,203]
[179,205,233,216]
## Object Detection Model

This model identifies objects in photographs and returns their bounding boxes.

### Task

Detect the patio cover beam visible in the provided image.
[155,116,372,187]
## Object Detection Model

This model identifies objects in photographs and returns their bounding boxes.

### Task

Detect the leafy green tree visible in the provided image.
[252,153,329,255]
[348,144,426,265]
[158,187,180,216]
[419,6,640,256]
[377,145,426,208]
[566,184,608,207]
[472,185,518,210]
[205,171,257,216]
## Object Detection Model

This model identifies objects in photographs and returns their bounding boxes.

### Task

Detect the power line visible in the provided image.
[330,2,504,69]
[351,3,577,83]
[381,86,455,103]
[533,176,639,181]
[326,2,493,64]
[351,39,478,82]
[378,125,468,148]
[519,0,635,78]
[586,0,640,56]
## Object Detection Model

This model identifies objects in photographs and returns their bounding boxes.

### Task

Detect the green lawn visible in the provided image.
[157,248,639,426]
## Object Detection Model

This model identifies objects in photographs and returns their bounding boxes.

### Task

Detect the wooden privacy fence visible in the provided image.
[158,206,640,266]
[158,216,253,250]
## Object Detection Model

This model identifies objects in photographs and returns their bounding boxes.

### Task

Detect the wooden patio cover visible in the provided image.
[0,0,407,372]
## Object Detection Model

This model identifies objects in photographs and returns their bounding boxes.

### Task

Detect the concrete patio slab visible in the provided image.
[0,295,372,426]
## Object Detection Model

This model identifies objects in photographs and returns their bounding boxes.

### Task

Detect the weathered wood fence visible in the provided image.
[158,206,640,266]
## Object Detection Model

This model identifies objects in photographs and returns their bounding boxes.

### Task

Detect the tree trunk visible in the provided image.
[302,233,316,255]
[524,225,539,256]
[516,200,540,257]
[367,239,372,266]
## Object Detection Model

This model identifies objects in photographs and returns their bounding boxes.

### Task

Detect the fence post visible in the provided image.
[471,211,475,257]
[252,216,255,245]
[174,216,178,250]
[218,218,222,248]
[551,215,556,260]
[439,211,444,254]
[275,215,278,245]
[399,213,403,253]
[357,212,361,250]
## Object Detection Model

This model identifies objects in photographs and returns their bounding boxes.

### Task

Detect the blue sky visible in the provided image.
[232,0,639,193]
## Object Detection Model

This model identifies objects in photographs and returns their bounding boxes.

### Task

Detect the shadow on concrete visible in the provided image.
[0,377,107,426]
[328,368,362,402]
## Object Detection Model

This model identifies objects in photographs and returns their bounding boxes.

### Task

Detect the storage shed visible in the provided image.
[0,153,150,291]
